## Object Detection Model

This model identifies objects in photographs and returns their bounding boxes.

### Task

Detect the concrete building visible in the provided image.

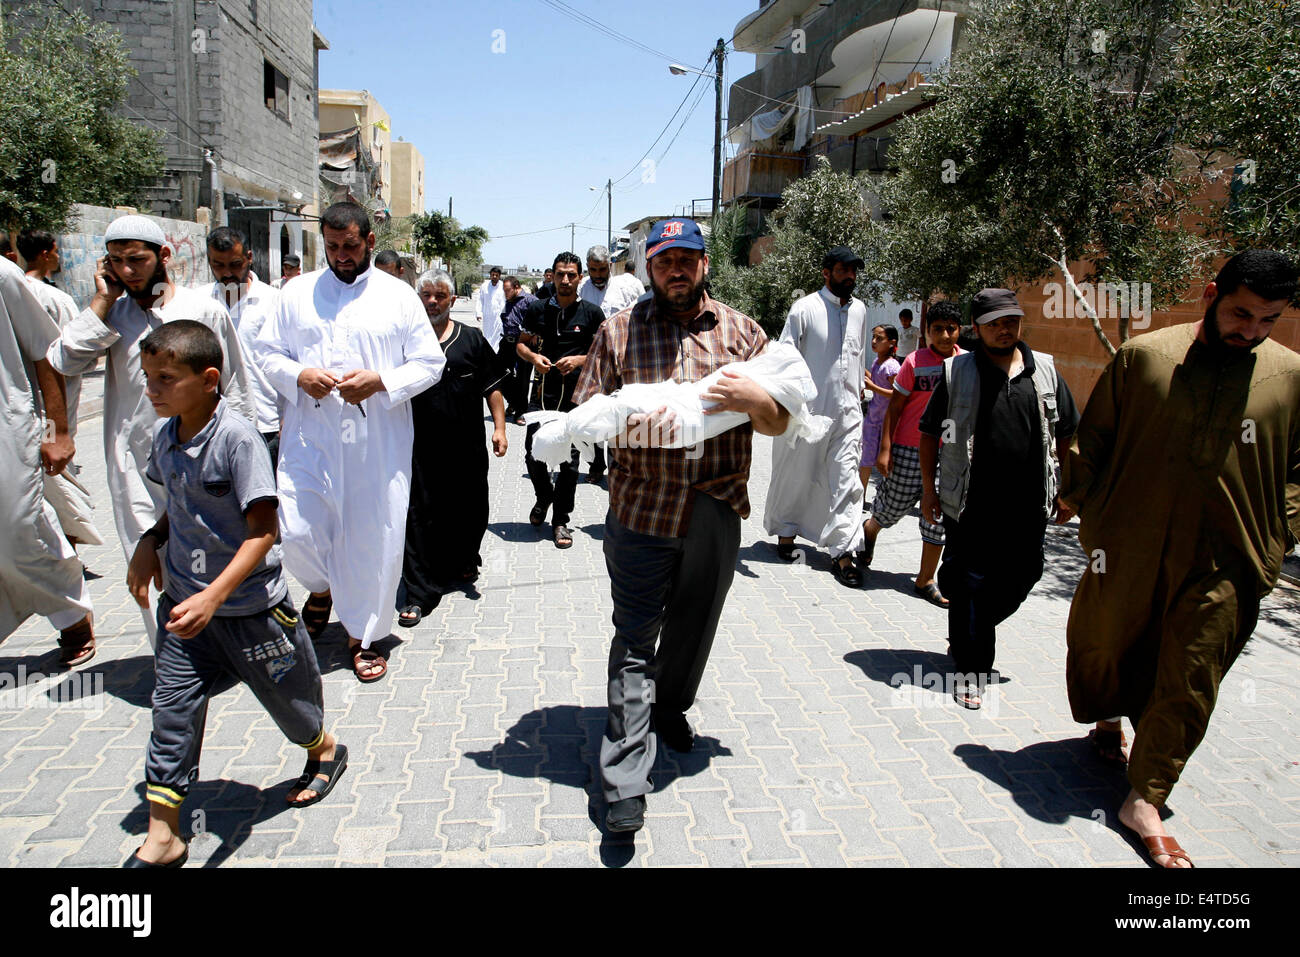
[319,90,393,209]
[391,140,426,218]
[34,0,330,281]
[725,0,971,221]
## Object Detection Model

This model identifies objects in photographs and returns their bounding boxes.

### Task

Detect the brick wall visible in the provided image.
[1012,266,1300,405]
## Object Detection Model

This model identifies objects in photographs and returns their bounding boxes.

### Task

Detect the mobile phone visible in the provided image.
[100,255,125,290]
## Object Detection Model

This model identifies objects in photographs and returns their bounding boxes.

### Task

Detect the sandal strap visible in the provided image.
[1143,835,1194,866]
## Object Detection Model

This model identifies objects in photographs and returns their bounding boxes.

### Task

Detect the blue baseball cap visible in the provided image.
[645,219,705,259]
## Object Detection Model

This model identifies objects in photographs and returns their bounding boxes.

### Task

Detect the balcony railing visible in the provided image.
[722,151,807,204]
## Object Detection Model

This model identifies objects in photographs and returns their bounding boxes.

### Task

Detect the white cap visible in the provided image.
[104,214,167,247]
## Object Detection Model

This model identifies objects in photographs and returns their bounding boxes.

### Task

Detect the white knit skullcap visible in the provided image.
[104,214,167,247]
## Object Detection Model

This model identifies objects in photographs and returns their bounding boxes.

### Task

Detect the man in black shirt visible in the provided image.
[534,268,556,301]
[517,252,604,548]
[917,288,1079,709]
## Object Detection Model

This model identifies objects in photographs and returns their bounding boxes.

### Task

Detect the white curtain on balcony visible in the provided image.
[794,85,814,150]
[751,105,794,142]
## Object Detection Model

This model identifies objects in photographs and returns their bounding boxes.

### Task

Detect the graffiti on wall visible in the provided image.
[54,205,211,306]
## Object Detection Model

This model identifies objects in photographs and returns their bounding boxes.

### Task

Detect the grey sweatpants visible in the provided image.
[144,592,325,808]
[600,494,741,802]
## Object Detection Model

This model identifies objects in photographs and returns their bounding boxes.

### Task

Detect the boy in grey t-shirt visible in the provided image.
[124,321,347,868]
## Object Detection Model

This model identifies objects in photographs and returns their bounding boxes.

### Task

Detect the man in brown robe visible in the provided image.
[1062,250,1300,868]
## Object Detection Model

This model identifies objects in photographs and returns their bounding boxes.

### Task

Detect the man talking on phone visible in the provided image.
[47,215,254,642]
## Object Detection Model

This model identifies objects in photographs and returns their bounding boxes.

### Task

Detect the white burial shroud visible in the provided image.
[524,341,831,467]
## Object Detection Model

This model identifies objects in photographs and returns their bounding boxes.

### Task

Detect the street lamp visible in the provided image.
[668,38,726,217]
[588,179,612,250]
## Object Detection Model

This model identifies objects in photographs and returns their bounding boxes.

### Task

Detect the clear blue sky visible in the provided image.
[313,0,755,270]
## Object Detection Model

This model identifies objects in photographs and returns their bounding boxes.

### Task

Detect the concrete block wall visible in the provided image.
[30,1,318,218]
[52,203,213,306]
[216,0,318,198]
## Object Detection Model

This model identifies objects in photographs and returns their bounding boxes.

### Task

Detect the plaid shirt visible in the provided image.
[572,291,768,538]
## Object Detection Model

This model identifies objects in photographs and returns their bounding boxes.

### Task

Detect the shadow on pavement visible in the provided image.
[953,737,1163,865]
[488,520,546,544]
[119,778,297,868]
[0,649,62,678]
[463,704,732,867]
[843,648,1013,688]
[80,654,156,710]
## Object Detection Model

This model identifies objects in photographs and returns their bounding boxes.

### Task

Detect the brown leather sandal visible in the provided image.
[57,616,95,668]
[1141,834,1194,869]
[350,644,387,683]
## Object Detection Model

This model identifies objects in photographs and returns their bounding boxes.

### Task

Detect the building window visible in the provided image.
[264,60,289,120]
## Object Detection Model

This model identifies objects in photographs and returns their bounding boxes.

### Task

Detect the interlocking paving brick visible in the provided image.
[732,809,801,864]
[3,353,1297,868]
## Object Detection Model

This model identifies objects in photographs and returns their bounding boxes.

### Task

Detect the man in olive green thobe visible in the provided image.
[1062,250,1300,869]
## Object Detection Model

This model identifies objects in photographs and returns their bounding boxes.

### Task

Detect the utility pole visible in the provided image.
[606,177,612,251]
[448,196,453,217]
[712,36,725,217]
[569,222,575,252]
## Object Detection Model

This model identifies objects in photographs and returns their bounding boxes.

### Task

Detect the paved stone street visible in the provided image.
[3,301,1298,867]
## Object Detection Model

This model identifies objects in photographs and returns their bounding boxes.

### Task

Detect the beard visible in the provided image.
[980,339,1016,356]
[828,277,855,299]
[1203,297,1264,351]
[328,249,371,284]
[649,271,706,314]
[127,259,170,302]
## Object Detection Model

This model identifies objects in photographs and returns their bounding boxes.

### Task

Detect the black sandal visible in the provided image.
[287,743,349,807]
[529,501,549,526]
[914,581,949,607]
[553,524,573,549]
[123,844,189,868]
[397,605,422,628]
[776,541,799,561]
[301,594,332,641]
[831,559,861,588]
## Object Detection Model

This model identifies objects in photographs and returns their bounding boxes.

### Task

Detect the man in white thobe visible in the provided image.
[763,246,870,587]
[19,229,105,548]
[46,215,254,641]
[200,225,282,454]
[475,266,506,352]
[253,202,445,682]
[0,255,95,657]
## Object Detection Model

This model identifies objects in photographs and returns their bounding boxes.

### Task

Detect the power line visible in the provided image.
[611,57,711,186]
[618,68,714,194]
[904,1,946,81]
[863,1,912,106]
[534,0,686,64]
[489,221,608,240]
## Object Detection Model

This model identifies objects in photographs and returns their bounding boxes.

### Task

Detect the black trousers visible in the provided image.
[599,494,741,801]
[505,355,532,413]
[524,422,579,525]
[938,511,1046,680]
